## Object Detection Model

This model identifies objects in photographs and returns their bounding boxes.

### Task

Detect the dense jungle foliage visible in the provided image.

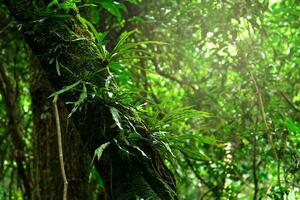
[0,0,299,199]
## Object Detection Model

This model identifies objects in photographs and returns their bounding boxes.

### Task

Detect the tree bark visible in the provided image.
[29,53,90,200]
[4,1,177,199]
[0,65,32,200]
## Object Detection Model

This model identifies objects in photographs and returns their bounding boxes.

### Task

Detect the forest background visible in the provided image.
[0,0,299,199]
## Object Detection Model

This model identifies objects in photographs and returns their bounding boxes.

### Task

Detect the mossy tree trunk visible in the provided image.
[29,53,90,200]
[4,1,177,199]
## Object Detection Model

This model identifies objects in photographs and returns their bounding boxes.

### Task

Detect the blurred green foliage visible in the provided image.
[0,0,300,199]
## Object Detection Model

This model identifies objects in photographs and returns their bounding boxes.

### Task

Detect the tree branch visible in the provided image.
[278,90,300,113]
[53,95,68,200]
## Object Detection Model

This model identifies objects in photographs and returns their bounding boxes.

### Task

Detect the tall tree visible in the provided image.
[4,0,177,199]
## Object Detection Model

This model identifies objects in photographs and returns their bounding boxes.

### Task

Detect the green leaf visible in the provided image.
[89,166,104,188]
[114,138,132,158]
[91,142,110,165]
[91,7,100,24]
[77,16,108,59]
[180,148,210,161]
[110,107,123,129]
[77,3,97,8]
[49,80,81,97]
[161,141,175,158]
[126,0,138,4]
[110,30,136,57]
[55,59,61,76]
[46,0,59,11]
[98,0,124,20]
[67,82,88,117]
[284,118,300,134]
[128,132,142,140]
[132,146,150,159]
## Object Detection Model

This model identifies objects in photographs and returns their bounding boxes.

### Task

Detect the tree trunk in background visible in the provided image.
[5,1,177,199]
[29,53,90,200]
[0,66,32,200]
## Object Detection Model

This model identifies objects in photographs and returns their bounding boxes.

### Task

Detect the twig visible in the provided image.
[249,70,278,160]
[248,70,280,186]
[184,155,212,188]
[53,96,68,200]
[0,21,13,35]
[278,90,300,113]
[252,134,258,200]
[151,58,197,91]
